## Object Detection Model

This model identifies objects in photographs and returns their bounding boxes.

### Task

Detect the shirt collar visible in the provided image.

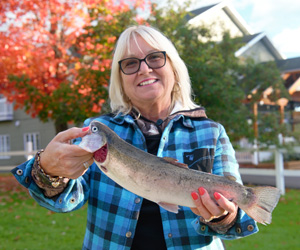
[109,102,207,129]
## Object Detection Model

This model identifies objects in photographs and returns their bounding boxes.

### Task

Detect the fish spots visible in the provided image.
[94,143,108,163]
[177,178,182,185]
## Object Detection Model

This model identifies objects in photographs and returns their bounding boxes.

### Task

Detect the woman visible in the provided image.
[12,25,258,249]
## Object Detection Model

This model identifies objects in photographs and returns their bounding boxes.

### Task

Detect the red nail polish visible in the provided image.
[82,127,89,132]
[191,192,198,200]
[198,187,205,196]
[214,192,221,200]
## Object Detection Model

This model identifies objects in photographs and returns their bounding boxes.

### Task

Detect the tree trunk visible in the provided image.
[54,119,68,134]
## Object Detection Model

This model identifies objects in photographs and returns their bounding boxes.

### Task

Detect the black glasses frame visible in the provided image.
[118,51,166,75]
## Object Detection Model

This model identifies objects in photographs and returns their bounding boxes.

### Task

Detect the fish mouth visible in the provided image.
[93,144,108,163]
[138,79,158,86]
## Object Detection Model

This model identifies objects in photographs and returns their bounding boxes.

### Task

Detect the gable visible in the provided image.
[187,2,283,63]
[187,2,251,41]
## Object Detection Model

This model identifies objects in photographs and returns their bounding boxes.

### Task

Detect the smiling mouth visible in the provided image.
[138,79,158,86]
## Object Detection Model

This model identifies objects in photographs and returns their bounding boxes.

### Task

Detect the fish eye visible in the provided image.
[91,125,98,133]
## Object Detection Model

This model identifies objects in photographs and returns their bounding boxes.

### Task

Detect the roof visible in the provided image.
[235,32,284,60]
[186,1,252,36]
[185,4,218,20]
[241,33,261,44]
[276,57,300,73]
[186,1,284,61]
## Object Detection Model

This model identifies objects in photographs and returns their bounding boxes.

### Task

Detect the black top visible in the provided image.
[131,132,167,250]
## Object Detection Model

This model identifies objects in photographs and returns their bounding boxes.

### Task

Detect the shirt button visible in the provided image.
[168,233,172,238]
[135,198,141,204]
[16,169,23,176]
[126,231,132,238]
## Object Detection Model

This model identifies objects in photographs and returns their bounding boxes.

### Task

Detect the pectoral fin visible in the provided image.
[163,157,189,169]
[158,202,180,213]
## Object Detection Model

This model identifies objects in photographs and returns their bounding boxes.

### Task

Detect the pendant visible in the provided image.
[51,182,60,188]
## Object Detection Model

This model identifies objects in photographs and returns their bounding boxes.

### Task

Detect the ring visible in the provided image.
[83,162,90,170]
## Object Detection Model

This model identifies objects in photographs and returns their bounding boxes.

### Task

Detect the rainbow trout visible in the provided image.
[79,120,280,224]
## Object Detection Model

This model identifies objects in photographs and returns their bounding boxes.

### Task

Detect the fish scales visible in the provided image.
[106,141,233,207]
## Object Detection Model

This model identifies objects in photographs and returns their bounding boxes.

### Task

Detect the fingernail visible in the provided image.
[82,127,89,132]
[214,192,221,200]
[191,192,199,200]
[198,187,205,196]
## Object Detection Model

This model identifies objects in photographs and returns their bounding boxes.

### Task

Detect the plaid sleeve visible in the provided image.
[12,116,107,213]
[192,124,259,239]
[11,117,98,213]
[192,209,258,239]
[12,158,90,213]
[11,115,121,214]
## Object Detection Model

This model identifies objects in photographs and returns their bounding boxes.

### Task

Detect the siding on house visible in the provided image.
[0,106,56,167]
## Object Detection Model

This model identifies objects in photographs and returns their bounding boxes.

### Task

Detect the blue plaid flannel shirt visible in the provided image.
[12,111,258,250]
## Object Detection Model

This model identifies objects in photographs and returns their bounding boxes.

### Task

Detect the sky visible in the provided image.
[154,0,300,59]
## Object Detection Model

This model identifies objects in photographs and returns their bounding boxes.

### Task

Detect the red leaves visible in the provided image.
[1,0,148,130]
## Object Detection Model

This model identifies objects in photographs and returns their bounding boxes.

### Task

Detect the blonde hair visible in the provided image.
[109,25,199,114]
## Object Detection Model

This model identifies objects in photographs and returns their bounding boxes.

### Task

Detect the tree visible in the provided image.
[148,0,289,144]
[0,0,147,133]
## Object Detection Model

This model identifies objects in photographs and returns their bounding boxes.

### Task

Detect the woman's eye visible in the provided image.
[124,59,138,68]
[147,54,164,64]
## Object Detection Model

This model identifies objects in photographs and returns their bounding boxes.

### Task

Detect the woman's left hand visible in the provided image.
[190,187,238,222]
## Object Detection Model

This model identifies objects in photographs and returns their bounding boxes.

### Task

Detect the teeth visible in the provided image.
[139,79,156,86]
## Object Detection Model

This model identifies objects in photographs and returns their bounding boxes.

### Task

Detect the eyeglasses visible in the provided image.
[118,51,166,75]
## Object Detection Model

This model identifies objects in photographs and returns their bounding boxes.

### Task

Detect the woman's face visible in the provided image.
[120,36,175,111]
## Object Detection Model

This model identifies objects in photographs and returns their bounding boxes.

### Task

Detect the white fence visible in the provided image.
[236,147,300,195]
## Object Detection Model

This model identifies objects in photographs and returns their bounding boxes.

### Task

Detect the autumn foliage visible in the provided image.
[0,0,148,132]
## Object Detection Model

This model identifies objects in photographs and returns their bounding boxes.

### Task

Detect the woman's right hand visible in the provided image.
[39,127,94,179]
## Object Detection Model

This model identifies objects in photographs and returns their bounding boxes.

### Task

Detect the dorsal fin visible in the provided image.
[225,175,237,182]
[163,157,189,169]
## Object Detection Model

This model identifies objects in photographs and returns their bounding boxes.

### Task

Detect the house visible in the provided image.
[0,96,56,168]
[186,1,300,133]
[186,2,284,62]
[276,57,300,131]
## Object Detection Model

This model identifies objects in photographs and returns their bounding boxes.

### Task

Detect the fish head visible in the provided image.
[79,121,107,153]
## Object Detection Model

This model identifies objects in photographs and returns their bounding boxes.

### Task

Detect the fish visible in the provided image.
[79,120,281,225]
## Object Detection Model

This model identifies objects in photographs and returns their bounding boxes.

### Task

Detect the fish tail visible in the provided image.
[239,186,281,225]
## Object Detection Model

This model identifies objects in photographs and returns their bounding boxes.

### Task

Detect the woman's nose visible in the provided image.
[138,60,152,74]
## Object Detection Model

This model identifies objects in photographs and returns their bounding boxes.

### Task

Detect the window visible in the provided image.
[0,134,10,159]
[23,133,40,159]
[0,97,13,121]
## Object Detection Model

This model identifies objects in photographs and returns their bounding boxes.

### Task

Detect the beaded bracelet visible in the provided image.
[35,149,63,188]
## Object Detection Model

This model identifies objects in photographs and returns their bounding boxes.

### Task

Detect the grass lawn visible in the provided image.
[223,188,300,250]
[1,173,299,250]
[0,174,87,250]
